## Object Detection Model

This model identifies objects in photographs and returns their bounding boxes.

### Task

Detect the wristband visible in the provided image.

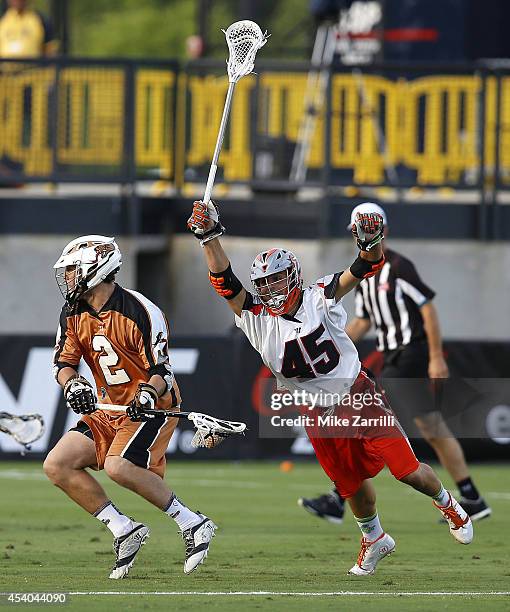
[63,374,89,396]
[350,254,385,279]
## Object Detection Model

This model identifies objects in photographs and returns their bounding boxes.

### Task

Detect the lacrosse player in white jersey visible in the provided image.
[188,200,473,576]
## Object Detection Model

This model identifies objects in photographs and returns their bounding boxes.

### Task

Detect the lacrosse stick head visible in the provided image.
[222,20,268,83]
[188,412,247,449]
[0,413,45,450]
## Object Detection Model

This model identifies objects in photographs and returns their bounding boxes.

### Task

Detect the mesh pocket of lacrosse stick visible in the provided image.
[0,412,45,449]
[222,20,269,82]
[188,412,246,449]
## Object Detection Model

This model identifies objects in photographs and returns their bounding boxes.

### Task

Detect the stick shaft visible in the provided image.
[97,403,189,419]
[97,404,245,431]
[203,81,236,204]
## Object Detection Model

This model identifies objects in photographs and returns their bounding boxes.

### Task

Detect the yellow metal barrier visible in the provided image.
[399,76,480,184]
[186,74,255,181]
[258,72,325,168]
[330,74,400,183]
[0,67,54,174]
[498,77,510,180]
[58,68,124,164]
[136,70,174,178]
[0,65,177,179]
[0,64,509,185]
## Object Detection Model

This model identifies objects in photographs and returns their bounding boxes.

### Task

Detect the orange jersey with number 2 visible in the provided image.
[53,284,180,410]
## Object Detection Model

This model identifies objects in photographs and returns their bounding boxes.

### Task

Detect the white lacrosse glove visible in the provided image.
[187,200,225,246]
[127,383,159,422]
[352,212,385,251]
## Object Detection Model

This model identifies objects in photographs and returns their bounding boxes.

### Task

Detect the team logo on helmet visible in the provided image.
[94,243,115,257]
[250,248,302,316]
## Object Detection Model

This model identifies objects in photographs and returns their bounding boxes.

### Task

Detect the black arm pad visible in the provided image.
[350,254,385,279]
[148,363,174,396]
[209,264,243,300]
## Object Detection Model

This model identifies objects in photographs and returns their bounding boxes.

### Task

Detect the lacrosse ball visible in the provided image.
[280,460,294,473]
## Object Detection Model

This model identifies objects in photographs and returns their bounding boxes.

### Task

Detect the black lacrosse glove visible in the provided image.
[126,383,159,422]
[64,375,97,415]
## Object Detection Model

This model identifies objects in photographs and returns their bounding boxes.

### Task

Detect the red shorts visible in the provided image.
[305,369,420,498]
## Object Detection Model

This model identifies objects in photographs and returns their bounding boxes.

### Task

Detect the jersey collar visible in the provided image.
[281,293,303,323]
[79,283,120,316]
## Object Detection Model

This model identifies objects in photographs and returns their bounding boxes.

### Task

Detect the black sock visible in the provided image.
[456,477,480,501]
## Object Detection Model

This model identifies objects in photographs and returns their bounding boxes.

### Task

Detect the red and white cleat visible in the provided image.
[348,532,396,576]
[434,492,473,544]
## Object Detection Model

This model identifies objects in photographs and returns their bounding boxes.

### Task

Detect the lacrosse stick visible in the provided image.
[0,412,45,451]
[202,20,269,206]
[98,404,246,449]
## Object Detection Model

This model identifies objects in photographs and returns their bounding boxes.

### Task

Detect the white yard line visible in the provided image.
[62,591,510,597]
[0,469,47,480]
[0,470,265,489]
[486,492,510,500]
[0,468,269,491]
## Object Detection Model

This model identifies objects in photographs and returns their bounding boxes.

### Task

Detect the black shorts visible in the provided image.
[69,420,94,440]
[380,340,438,417]
[382,340,429,378]
[380,341,481,431]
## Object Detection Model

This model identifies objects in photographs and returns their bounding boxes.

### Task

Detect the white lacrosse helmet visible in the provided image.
[54,235,122,305]
[250,248,302,316]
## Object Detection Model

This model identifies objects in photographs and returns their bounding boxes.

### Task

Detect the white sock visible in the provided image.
[94,501,134,538]
[433,485,450,507]
[164,495,201,531]
[355,512,384,542]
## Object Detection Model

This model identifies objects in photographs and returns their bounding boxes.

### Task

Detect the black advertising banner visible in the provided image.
[0,335,509,461]
[0,335,241,460]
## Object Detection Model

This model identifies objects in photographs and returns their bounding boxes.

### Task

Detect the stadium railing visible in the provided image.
[0,57,178,185]
[0,57,509,202]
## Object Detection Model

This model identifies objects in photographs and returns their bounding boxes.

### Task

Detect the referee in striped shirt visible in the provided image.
[299,203,491,525]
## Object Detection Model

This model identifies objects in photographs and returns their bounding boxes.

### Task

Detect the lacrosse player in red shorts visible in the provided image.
[188,201,473,576]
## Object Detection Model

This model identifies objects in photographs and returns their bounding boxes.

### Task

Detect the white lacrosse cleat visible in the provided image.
[181,513,217,574]
[348,532,396,576]
[109,522,150,579]
[434,492,473,544]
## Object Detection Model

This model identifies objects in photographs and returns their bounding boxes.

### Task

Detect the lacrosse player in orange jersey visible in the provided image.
[188,201,473,576]
[44,235,216,579]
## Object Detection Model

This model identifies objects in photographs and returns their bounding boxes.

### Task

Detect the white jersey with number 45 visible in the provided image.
[235,274,361,402]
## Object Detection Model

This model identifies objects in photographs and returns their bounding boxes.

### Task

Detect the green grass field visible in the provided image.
[0,461,508,611]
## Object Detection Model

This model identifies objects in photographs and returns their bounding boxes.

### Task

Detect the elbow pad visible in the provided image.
[209,264,243,300]
[350,254,385,279]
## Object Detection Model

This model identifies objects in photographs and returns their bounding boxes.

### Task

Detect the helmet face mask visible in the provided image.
[54,236,122,306]
[251,249,302,316]
[55,263,87,305]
